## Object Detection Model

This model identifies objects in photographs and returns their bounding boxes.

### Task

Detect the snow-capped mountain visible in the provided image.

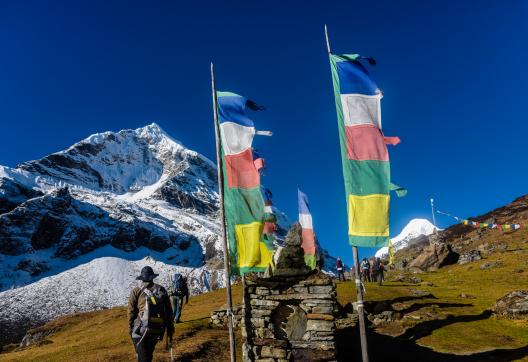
[0,124,231,344]
[375,219,438,259]
[0,123,222,290]
[0,123,304,346]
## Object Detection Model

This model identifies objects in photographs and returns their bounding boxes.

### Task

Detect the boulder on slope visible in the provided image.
[409,243,459,271]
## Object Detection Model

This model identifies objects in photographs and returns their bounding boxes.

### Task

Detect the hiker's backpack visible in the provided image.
[171,274,188,297]
[139,285,168,339]
[373,262,380,272]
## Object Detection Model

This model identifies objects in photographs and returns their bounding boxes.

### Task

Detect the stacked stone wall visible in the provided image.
[242,272,338,362]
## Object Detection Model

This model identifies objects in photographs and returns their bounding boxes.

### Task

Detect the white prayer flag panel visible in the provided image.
[340,94,381,128]
[299,213,313,229]
[220,122,256,155]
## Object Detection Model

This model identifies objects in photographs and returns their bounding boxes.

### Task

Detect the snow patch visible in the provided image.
[376,219,439,259]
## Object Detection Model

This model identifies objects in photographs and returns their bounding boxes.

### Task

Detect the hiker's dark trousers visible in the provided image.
[171,295,184,322]
[377,272,384,286]
[362,270,370,282]
[133,336,158,362]
[337,270,345,281]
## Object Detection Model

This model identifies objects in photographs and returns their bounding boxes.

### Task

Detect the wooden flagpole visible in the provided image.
[430,198,437,233]
[324,24,370,362]
[210,62,237,362]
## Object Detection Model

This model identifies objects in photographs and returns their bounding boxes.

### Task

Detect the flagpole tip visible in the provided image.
[324,24,332,54]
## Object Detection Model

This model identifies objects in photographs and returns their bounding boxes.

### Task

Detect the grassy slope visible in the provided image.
[1,232,527,361]
[0,285,244,362]
[336,229,528,360]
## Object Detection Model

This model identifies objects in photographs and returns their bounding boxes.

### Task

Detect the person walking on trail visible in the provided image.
[361,258,371,282]
[169,273,189,323]
[336,257,345,281]
[128,266,174,362]
[376,258,385,286]
[371,257,379,284]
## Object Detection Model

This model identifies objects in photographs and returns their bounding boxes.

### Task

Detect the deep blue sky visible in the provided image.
[1,1,527,265]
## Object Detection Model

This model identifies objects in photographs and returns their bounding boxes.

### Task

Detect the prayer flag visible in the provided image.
[217,91,274,275]
[388,239,395,265]
[298,189,317,269]
[328,54,402,247]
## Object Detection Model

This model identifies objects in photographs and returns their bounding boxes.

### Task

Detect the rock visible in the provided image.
[306,320,334,332]
[409,243,459,271]
[493,290,528,319]
[392,274,422,284]
[480,261,502,270]
[335,314,358,329]
[19,326,59,348]
[306,313,334,321]
[458,250,482,264]
[372,317,384,326]
[496,243,508,251]
[409,289,433,298]
[381,311,394,318]
[514,269,524,273]
[459,293,476,299]
[274,223,311,277]
[312,306,333,314]
[395,259,409,270]
[14,260,51,277]
[405,315,421,320]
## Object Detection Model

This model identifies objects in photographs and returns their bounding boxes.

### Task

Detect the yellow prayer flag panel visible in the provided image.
[235,221,272,269]
[348,194,389,237]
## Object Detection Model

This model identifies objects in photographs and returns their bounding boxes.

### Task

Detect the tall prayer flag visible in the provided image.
[216,91,274,275]
[262,187,278,246]
[298,189,317,270]
[329,54,401,248]
[388,239,395,265]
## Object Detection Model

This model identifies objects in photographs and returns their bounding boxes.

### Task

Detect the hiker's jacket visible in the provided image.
[169,277,189,303]
[127,281,174,336]
[336,260,344,270]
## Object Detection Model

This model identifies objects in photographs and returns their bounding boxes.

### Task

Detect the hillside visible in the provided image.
[2,236,527,361]
[2,264,527,361]
[2,196,527,361]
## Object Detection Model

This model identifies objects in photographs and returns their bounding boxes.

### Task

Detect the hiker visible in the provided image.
[128,266,174,362]
[336,257,345,281]
[169,273,189,323]
[371,257,378,283]
[377,258,385,286]
[361,258,371,282]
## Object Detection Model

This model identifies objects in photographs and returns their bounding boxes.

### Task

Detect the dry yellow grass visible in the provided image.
[335,234,528,360]
[1,234,527,361]
[0,284,243,362]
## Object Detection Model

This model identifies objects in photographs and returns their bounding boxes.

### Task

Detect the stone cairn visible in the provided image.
[241,223,338,362]
[210,304,243,328]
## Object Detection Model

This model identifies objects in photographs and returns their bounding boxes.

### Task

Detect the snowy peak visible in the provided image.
[0,123,222,289]
[12,124,216,198]
[392,218,437,244]
[376,218,438,258]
